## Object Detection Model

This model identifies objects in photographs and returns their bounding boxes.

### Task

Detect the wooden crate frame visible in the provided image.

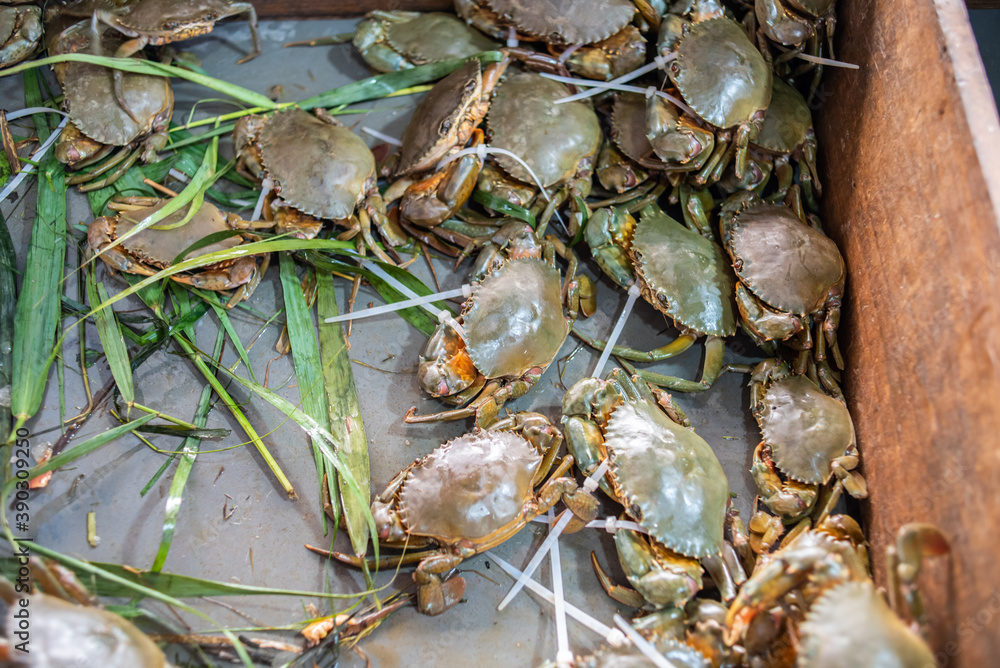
[249,1,1000,665]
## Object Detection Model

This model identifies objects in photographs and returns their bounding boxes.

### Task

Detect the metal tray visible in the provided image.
[0,18,765,667]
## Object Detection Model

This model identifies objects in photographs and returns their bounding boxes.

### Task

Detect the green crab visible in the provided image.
[385,57,508,230]
[732,358,866,527]
[582,205,736,392]
[720,191,845,372]
[233,109,407,262]
[87,196,270,306]
[609,92,716,176]
[318,412,598,616]
[455,0,648,80]
[728,518,948,668]
[0,1,42,69]
[562,370,746,610]
[406,221,595,426]
[49,20,173,190]
[481,70,602,235]
[311,10,498,73]
[658,15,773,181]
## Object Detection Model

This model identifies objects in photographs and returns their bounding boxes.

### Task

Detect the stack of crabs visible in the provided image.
[1,1,949,666]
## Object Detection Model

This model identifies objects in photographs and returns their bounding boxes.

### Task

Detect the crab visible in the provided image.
[481,70,602,235]
[405,221,595,427]
[0,557,175,666]
[658,15,773,181]
[562,369,747,610]
[384,56,509,230]
[754,0,836,86]
[733,358,866,527]
[48,20,172,190]
[595,139,649,194]
[719,190,845,372]
[455,0,648,80]
[727,517,949,668]
[87,196,270,306]
[233,108,407,263]
[315,10,498,73]
[317,412,599,616]
[0,1,42,69]
[610,92,716,177]
[582,205,736,392]
[750,76,821,207]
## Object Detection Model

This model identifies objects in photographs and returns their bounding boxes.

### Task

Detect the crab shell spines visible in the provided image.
[396,430,541,542]
[727,204,845,316]
[630,207,736,337]
[386,12,497,64]
[110,200,242,265]
[758,375,855,485]
[798,581,936,668]
[486,71,601,187]
[484,0,636,45]
[396,59,482,176]
[111,0,235,34]
[463,259,568,379]
[258,110,375,220]
[669,17,772,131]
[603,399,729,559]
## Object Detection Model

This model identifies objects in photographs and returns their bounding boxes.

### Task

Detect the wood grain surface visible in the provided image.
[967,1,1000,9]
[253,0,453,19]
[815,0,1000,665]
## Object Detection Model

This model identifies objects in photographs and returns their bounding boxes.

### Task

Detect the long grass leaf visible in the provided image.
[10,158,66,433]
[279,254,339,524]
[0,214,16,444]
[0,54,276,110]
[86,268,134,406]
[316,271,370,556]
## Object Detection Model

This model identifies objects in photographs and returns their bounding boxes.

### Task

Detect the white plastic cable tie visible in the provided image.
[606,628,628,648]
[593,284,642,378]
[322,286,469,324]
[795,52,859,69]
[486,551,616,638]
[437,310,467,339]
[605,515,617,534]
[614,614,678,668]
[583,459,611,493]
[506,27,519,48]
[558,43,583,65]
[250,176,272,222]
[361,126,403,146]
[168,168,191,183]
[497,510,574,610]
[645,85,657,99]
[0,117,69,211]
[549,54,677,104]
[549,509,572,668]
[5,107,70,122]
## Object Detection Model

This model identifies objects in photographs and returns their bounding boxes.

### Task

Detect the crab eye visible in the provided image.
[439,119,452,134]
[163,20,178,29]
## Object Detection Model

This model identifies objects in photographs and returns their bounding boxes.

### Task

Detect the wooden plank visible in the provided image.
[815,0,1000,665]
[253,0,453,19]
[967,1,1000,9]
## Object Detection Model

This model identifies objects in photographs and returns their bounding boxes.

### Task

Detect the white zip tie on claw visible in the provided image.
[168,168,190,183]
[498,459,611,610]
[795,52,860,69]
[485,551,621,642]
[437,143,552,202]
[362,127,403,147]
[548,508,573,668]
[506,27,519,48]
[5,107,70,122]
[551,53,676,104]
[250,176,272,222]
[0,116,69,211]
[324,285,472,323]
[348,255,466,319]
[593,284,641,378]
[613,614,678,668]
[557,44,583,65]
[543,71,696,118]
[531,514,649,535]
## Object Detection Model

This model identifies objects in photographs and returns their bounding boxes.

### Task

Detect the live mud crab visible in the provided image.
[316,412,598,616]
[562,369,747,610]
[720,190,845,373]
[480,70,602,235]
[385,56,508,230]
[88,196,270,306]
[406,220,596,426]
[727,517,948,668]
[0,557,174,666]
[234,108,407,262]
[313,10,498,73]
[455,0,649,80]
[729,358,866,532]
[47,20,173,190]
[581,205,736,392]
[0,1,42,69]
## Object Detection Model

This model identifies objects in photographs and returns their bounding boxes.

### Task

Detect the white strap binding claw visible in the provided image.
[497,459,611,610]
[437,143,552,202]
[614,614,679,668]
[531,514,649,535]
[550,53,676,105]
[0,112,70,213]
[361,126,403,147]
[549,508,573,668]
[592,284,641,378]
[542,70,696,118]
[323,284,472,324]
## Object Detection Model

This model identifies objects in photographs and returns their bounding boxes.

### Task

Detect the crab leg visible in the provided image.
[572,326,697,363]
